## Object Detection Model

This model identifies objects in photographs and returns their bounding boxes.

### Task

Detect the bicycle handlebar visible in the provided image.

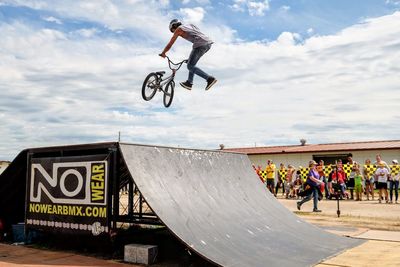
[159,54,188,71]
[165,55,188,65]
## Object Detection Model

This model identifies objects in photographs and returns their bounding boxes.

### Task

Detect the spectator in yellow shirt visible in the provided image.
[265,160,276,196]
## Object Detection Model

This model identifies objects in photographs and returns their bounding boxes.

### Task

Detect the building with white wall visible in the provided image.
[225,140,400,168]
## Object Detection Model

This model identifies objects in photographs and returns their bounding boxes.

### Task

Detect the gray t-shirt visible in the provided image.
[179,24,213,48]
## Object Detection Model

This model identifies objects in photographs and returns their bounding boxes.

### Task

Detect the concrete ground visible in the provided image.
[0,197,399,266]
[279,195,400,231]
[279,196,400,266]
[0,243,133,266]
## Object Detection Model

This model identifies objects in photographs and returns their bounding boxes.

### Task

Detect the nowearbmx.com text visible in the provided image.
[28,203,107,218]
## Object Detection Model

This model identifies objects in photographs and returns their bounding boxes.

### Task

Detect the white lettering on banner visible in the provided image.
[30,161,107,205]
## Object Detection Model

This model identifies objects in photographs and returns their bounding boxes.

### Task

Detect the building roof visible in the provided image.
[224,140,400,155]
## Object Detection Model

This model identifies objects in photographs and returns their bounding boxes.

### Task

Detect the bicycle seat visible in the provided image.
[156,71,166,76]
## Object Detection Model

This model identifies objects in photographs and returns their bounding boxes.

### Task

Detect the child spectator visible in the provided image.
[375,163,389,203]
[329,165,349,199]
[354,165,363,201]
[285,164,296,198]
[293,174,303,199]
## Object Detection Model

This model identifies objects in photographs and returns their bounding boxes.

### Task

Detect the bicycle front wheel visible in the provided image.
[142,73,159,101]
[163,80,175,108]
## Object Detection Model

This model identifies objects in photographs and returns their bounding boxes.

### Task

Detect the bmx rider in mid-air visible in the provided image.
[160,19,217,91]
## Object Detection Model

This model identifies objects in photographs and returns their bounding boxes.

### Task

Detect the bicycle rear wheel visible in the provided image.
[142,73,159,101]
[163,80,175,108]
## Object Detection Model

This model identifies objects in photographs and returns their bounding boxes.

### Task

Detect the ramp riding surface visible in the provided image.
[120,143,362,267]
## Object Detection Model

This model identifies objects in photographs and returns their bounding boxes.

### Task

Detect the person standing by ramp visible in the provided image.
[160,19,217,91]
[389,159,400,204]
[265,159,276,196]
[297,160,324,212]
[375,162,390,203]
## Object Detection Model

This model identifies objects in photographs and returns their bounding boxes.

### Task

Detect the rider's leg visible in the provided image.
[187,44,212,84]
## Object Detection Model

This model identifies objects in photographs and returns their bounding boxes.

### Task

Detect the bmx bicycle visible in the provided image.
[142,56,187,108]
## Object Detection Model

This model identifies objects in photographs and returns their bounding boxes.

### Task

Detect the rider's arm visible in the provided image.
[160,28,183,57]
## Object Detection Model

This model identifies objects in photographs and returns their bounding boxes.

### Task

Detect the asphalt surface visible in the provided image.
[1,197,400,266]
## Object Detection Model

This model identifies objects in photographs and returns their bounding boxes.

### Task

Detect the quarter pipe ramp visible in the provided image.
[120,143,362,267]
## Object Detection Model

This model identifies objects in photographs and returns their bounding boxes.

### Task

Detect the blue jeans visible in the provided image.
[187,44,212,83]
[389,180,399,202]
[299,186,319,210]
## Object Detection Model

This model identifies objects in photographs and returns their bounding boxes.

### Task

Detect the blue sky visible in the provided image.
[2,1,399,42]
[0,0,400,160]
[209,0,400,40]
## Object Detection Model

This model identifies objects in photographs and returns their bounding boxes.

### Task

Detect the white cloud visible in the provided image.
[181,0,210,4]
[42,16,62,24]
[275,31,302,46]
[232,0,270,16]
[158,0,170,7]
[1,0,48,9]
[1,0,173,40]
[75,28,98,38]
[178,7,205,23]
[386,0,400,5]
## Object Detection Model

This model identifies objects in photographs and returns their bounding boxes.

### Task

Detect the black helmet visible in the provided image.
[169,19,182,33]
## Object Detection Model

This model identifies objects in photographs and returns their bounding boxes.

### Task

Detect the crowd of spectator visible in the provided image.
[252,154,400,205]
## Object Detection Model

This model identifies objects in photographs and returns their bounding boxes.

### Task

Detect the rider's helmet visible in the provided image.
[169,19,182,33]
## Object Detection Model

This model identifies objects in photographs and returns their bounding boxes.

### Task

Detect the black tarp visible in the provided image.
[0,149,28,227]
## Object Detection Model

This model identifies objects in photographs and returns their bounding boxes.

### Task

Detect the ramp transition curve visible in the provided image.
[120,143,362,267]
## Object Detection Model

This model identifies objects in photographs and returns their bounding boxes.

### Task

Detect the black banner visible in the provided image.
[25,155,110,236]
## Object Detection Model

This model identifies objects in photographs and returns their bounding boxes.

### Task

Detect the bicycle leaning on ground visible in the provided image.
[141,56,187,108]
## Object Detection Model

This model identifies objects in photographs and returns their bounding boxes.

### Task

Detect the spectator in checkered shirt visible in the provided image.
[346,155,355,200]
[363,159,375,201]
[389,159,399,204]
[317,160,329,199]
[276,163,286,197]
[252,164,264,183]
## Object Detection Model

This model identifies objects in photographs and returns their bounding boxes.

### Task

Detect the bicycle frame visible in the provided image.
[157,56,187,91]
